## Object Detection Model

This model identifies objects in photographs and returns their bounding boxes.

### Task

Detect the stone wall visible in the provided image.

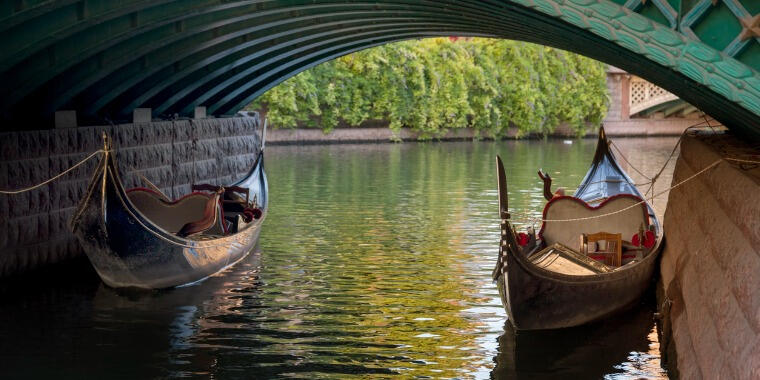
[0,116,262,277]
[264,120,694,145]
[659,132,760,379]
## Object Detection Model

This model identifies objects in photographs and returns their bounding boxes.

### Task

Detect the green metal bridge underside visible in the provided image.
[3,0,760,140]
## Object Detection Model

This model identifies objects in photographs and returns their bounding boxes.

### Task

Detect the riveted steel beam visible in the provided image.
[15,1,484,117]
[198,26,498,114]
[98,8,511,117]
[0,0,180,72]
[114,0,513,116]
[1,0,267,113]
[1,0,760,141]
[117,15,465,116]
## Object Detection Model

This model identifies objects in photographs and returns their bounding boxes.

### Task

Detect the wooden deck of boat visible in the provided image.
[528,243,613,276]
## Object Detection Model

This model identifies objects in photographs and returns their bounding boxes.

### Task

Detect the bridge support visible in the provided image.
[659,132,760,379]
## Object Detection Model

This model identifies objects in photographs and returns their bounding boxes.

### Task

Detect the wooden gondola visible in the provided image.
[493,126,663,330]
[71,132,268,289]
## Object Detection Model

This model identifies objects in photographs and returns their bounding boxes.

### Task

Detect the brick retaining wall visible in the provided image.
[659,132,760,379]
[0,116,262,277]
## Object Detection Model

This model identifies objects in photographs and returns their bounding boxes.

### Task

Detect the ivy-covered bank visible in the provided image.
[248,38,608,138]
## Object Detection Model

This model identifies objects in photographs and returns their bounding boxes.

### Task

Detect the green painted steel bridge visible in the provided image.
[3,0,760,139]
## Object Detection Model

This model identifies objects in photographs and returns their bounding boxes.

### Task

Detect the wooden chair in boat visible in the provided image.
[580,232,622,267]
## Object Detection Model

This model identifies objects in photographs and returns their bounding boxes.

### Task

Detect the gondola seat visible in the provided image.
[538,194,650,254]
[126,188,226,236]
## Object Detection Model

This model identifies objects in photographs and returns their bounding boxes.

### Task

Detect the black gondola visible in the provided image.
[494,126,663,330]
[71,132,268,289]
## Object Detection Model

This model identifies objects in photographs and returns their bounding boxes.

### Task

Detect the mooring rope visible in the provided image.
[510,156,758,224]
[610,141,651,181]
[0,149,107,194]
[608,118,720,205]
[0,146,255,249]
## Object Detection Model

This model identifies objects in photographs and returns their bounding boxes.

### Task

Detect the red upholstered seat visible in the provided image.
[127,188,227,236]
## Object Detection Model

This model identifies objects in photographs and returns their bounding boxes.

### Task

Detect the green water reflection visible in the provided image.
[0,138,676,379]
[257,139,673,378]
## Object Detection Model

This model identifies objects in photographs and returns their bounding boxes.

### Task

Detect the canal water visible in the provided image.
[0,138,678,379]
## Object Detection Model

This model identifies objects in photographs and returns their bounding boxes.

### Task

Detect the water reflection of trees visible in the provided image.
[260,140,599,377]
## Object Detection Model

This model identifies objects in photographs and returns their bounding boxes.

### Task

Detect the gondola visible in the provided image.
[71,130,268,289]
[493,126,663,330]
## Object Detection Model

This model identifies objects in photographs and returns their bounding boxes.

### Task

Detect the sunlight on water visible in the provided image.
[0,138,677,378]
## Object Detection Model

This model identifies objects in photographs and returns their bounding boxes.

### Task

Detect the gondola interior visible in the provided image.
[71,122,269,289]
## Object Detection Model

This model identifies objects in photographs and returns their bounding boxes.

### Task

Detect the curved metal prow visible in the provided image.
[494,155,520,280]
[591,124,610,165]
[537,169,553,201]
[496,155,509,220]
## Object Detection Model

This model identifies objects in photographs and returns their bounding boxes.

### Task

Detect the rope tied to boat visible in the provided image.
[510,155,759,224]
[0,149,108,194]
[608,116,720,206]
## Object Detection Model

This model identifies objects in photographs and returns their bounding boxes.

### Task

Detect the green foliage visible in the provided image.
[248,38,608,137]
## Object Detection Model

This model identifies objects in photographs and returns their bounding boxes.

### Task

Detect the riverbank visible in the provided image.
[265,118,699,145]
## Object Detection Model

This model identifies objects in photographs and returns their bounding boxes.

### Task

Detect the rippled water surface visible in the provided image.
[0,138,678,379]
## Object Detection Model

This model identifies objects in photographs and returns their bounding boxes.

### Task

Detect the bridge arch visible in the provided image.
[2,0,760,139]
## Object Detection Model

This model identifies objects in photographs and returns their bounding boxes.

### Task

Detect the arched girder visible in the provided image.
[2,0,760,140]
[216,37,428,115]
[203,3,636,114]
[26,1,489,118]
[208,32,494,116]
[85,0,515,117]
[118,15,468,116]
[101,6,511,117]
[207,1,760,132]
[167,26,496,116]
[110,0,516,116]
[159,27,510,115]
[193,26,501,115]
[212,27,600,114]
[97,13,444,116]
[45,2,376,117]
[2,0,262,109]
[165,4,580,114]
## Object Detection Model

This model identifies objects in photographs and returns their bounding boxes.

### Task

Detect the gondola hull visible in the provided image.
[496,239,661,330]
[72,148,267,289]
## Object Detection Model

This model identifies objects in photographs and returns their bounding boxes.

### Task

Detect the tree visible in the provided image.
[248,38,608,138]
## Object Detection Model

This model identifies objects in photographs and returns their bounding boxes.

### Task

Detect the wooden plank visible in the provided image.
[529,243,614,275]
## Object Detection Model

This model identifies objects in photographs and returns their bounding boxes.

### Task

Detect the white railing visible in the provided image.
[629,76,678,116]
